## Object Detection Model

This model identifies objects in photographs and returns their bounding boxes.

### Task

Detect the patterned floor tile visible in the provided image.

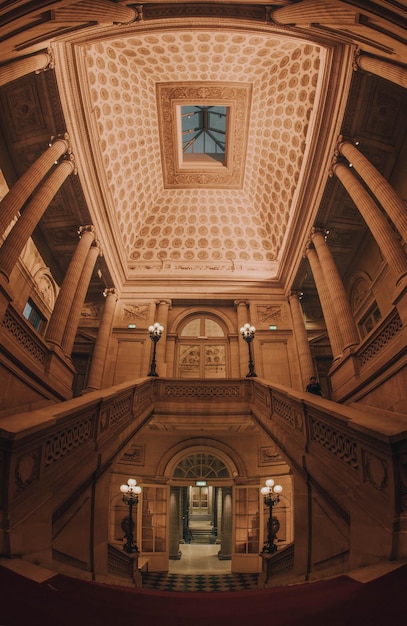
[141,572,259,592]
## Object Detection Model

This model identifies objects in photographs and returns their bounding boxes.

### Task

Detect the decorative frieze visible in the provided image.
[2,308,47,364]
[309,416,358,470]
[44,415,94,467]
[164,383,241,398]
[358,310,402,367]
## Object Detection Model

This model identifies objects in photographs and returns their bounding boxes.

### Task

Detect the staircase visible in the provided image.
[188,514,218,544]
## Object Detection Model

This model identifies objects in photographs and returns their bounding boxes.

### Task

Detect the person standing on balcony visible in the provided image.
[306,376,323,396]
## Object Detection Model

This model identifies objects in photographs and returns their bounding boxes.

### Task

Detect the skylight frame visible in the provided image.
[156,82,252,189]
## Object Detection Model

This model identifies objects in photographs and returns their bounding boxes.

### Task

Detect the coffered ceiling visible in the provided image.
[53,21,342,288]
[1,2,406,299]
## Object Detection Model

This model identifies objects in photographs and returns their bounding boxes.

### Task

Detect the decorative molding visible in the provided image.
[258,444,282,466]
[120,445,145,465]
[156,82,252,189]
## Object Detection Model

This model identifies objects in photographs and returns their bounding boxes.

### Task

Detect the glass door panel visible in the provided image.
[204,344,226,378]
[179,344,200,378]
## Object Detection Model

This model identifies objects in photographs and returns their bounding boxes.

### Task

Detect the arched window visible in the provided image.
[177,315,228,378]
[173,452,230,479]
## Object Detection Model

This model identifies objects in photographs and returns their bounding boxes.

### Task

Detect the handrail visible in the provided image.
[1,377,406,575]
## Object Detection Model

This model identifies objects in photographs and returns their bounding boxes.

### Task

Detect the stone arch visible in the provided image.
[33,266,58,311]
[169,306,236,336]
[157,438,244,481]
[348,270,373,315]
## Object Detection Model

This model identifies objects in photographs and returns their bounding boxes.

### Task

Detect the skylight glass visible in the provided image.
[181,105,227,163]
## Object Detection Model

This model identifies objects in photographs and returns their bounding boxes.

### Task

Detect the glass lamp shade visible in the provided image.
[274,484,283,494]
[265,479,275,488]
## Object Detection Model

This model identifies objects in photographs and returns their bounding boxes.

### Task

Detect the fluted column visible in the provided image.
[54,0,136,23]
[0,136,70,238]
[0,159,75,281]
[305,245,344,360]
[45,226,96,348]
[355,53,407,90]
[62,240,102,356]
[272,0,356,25]
[333,162,407,283]
[85,288,118,391]
[311,229,359,351]
[235,300,250,377]
[155,299,171,377]
[0,50,52,87]
[338,140,407,242]
[288,291,315,388]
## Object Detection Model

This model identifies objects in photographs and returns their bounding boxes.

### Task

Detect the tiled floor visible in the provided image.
[142,543,258,591]
[169,543,230,574]
[141,571,259,592]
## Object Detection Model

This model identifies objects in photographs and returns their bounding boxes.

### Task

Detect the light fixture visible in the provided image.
[240,323,257,377]
[120,478,142,554]
[261,478,283,554]
[147,322,164,376]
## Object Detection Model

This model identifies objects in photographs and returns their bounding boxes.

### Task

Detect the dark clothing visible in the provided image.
[306,381,323,396]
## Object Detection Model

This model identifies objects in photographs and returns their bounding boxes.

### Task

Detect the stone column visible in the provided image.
[333,162,407,284]
[0,159,75,282]
[0,136,70,238]
[169,488,182,560]
[218,487,232,561]
[62,240,102,356]
[53,0,136,23]
[272,0,356,25]
[155,299,171,377]
[0,50,52,87]
[45,226,96,348]
[311,229,359,351]
[288,291,315,389]
[235,300,250,377]
[85,288,118,391]
[338,140,407,242]
[355,52,407,90]
[305,244,344,360]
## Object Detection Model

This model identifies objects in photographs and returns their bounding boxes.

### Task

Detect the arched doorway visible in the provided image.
[168,451,235,573]
[176,313,230,378]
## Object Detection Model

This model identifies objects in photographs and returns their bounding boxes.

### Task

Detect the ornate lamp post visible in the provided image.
[147,322,164,376]
[261,479,283,554]
[120,478,142,553]
[240,323,257,377]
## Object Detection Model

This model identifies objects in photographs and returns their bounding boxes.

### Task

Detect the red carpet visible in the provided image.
[0,563,406,626]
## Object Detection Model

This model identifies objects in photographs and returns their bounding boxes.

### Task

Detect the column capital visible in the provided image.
[352,48,361,72]
[103,288,118,300]
[35,47,55,73]
[288,290,304,301]
[302,237,313,258]
[234,300,249,309]
[91,238,103,258]
[311,226,329,240]
[50,131,71,152]
[155,299,172,308]
[78,225,96,238]
[329,135,359,176]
